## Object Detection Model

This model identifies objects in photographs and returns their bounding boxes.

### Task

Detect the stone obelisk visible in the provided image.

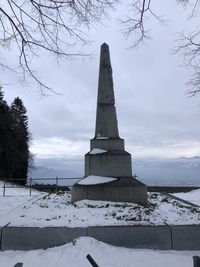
[72,43,147,204]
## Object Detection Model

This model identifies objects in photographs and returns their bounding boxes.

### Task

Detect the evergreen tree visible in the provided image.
[10,97,30,185]
[0,86,14,180]
[0,86,3,101]
[0,88,31,185]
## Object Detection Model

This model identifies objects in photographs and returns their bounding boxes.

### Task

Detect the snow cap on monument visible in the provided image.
[95,43,119,138]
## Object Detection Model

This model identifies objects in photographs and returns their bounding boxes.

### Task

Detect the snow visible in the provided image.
[0,237,199,267]
[1,183,200,267]
[96,136,109,139]
[1,187,200,227]
[90,148,107,154]
[78,175,117,185]
[0,181,41,221]
[173,189,200,206]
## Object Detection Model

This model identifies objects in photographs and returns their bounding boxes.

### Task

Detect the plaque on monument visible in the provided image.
[72,43,147,204]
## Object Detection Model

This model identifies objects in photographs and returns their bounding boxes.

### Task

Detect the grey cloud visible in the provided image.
[1,1,200,162]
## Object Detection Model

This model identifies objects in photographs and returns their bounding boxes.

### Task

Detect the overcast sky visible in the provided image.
[1,1,200,170]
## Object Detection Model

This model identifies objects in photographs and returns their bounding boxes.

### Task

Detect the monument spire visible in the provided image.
[95,43,119,138]
[72,43,147,205]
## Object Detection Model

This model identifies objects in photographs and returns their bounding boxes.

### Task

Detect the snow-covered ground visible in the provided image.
[173,189,200,206]
[1,181,200,227]
[0,181,41,222]
[0,237,199,267]
[0,181,40,197]
[1,182,200,267]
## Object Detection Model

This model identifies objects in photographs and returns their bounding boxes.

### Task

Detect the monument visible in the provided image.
[72,43,147,204]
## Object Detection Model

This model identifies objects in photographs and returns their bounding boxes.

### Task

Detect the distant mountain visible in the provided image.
[28,166,81,186]
[179,156,200,161]
[29,166,80,178]
[134,157,200,186]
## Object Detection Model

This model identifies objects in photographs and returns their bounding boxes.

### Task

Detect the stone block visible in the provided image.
[1,227,86,251]
[171,225,200,250]
[90,138,125,151]
[85,151,132,177]
[72,178,147,205]
[87,225,171,249]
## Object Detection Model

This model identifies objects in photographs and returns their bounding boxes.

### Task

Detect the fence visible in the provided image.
[0,177,80,196]
[1,178,200,197]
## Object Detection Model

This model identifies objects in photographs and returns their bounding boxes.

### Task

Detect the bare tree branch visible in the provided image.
[1,0,200,97]
[174,30,200,96]
[0,0,117,93]
[172,1,200,96]
[121,0,166,48]
[120,0,200,97]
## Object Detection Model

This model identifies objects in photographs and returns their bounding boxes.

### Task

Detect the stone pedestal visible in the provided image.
[72,178,147,205]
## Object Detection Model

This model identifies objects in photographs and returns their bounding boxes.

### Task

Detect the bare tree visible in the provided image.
[121,0,200,97]
[0,0,117,93]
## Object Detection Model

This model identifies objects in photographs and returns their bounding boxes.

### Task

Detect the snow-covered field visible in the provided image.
[0,237,199,267]
[173,189,200,206]
[1,182,200,267]
[0,181,39,197]
[0,181,41,221]
[1,181,200,227]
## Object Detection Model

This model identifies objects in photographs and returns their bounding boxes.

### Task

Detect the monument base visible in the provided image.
[71,177,147,205]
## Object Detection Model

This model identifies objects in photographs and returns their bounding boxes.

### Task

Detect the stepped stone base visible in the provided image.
[71,177,147,205]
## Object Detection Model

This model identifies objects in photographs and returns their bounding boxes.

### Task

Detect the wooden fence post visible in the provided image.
[56,176,58,192]
[3,178,6,197]
[29,177,32,196]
